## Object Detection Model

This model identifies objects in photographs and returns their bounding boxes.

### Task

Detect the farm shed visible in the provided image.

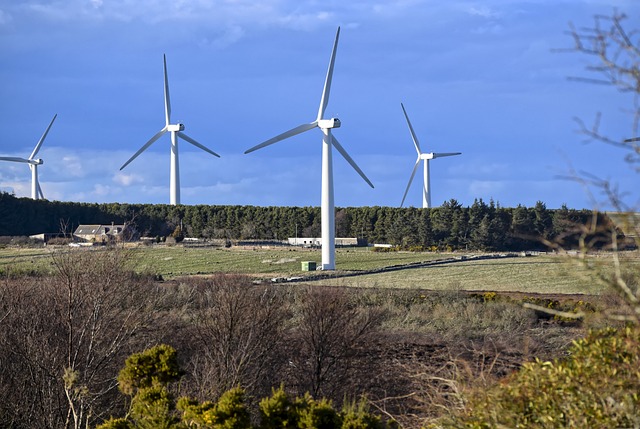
[287,237,367,247]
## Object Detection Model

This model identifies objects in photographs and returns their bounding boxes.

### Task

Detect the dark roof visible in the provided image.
[74,224,126,235]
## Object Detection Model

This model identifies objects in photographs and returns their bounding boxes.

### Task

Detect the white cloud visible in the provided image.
[113,172,144,186]
[199,24,246,49]
[0,182,24,196]
[60,155,85,178]
[92,183,113,196]
[0,9,12,25]
[371,0,426,17]
[11,0,357,33]
[465,4,501,19]
[278,10,335,31]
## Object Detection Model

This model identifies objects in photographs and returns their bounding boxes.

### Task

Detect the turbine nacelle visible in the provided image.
[167,123,185,132]
[318,118,341,129]
[420,153,435,160]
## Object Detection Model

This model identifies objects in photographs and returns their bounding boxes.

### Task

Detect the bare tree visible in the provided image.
[286,287,384,400]
[563,11,640,173]
[0,248,165,428]
[50,248,163,428]
[186,275,289,400]
[557,11,640,324]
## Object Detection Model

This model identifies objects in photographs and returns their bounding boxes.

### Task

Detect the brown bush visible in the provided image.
[0,248,167,428]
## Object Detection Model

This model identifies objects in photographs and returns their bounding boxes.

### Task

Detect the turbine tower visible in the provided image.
[0,114,57,200]
[120,54,220,205]
[245,27,373,270]
[400,103,461,208]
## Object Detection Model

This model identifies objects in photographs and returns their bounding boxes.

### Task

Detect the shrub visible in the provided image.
[178,387,251,429]
[117,344,183,396]
[444,326,640,428]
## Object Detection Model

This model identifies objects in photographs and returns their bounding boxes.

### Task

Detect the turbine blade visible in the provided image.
[0,157,30,163]
[432,152,462,159]
[245,122,317,154]
[177,132,221,157]
[317,27,340,121]
[331,135,374,188]
[401,103,422,155]
[30,114,57,160]
[400,158,421,207]
[624,137,640,142]
[120,127,168,170]
[163,54,171,126]
[37,180,45,199]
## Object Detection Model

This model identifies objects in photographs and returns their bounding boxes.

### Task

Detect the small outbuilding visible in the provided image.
[301,261,317,271]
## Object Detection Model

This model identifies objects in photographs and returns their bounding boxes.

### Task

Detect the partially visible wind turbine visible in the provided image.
[400,103,461,208]
[120,54,220,205]
[0,114,57,200]
[245,27,373,270]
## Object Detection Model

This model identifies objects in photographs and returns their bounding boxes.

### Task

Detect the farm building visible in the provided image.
[73,224,136,243]
[606,212,639,238]
[29,233,67,243]
[288,237,367,247]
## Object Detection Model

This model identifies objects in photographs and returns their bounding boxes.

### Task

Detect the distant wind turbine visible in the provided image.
[400,103,461,208]
[244,27,373,270]
[120,54,220,205]
[0,114,57,200]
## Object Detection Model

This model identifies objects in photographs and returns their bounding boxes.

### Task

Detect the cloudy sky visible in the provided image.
[0,0,637,209]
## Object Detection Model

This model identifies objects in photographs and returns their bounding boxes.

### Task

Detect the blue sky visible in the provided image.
[0,0,637,209]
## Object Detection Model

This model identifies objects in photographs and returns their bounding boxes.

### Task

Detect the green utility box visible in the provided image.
[301,261,317,271]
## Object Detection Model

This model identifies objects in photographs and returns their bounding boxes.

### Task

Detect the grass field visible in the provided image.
[1,244,636,295]
[0,245,443,277]
[311,256,603,294]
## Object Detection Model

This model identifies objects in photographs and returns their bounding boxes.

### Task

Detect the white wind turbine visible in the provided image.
[0,114,57,200]
[245,27,373,270]
[120,54,220,205]
[400,103,461,208]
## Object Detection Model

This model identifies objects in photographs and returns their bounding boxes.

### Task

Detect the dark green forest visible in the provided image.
[0,192,614,251]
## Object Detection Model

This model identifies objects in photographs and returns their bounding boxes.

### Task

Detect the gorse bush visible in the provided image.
[117,344,183,396]
[443,326,640,428]
[179,388,251,429]
[98,345,396,429]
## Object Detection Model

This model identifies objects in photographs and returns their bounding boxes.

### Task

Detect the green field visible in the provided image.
[0,245,443,277]
[0,244,635,295]
[311,256,603,294]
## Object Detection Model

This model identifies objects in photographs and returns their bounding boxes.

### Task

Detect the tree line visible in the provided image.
[0,192,616,251]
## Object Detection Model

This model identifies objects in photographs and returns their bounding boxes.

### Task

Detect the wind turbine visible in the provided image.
[244,27,373,270]
[400,103,461,208]
[0,114,57,200]
[120,54,220,205]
